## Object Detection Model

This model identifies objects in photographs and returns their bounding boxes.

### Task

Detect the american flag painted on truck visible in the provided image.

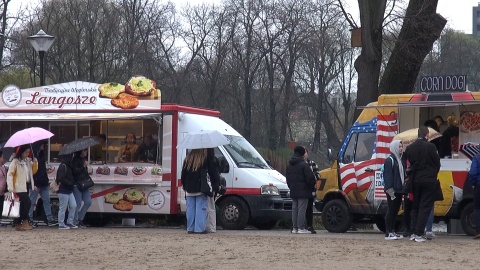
[339,113,397,194]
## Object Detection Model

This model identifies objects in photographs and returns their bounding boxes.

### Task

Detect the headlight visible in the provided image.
[261,185,279,195]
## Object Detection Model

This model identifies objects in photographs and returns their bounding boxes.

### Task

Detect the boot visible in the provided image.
[21,220,33,230]
[15,224,25,231]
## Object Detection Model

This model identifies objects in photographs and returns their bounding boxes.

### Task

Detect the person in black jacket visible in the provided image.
[286,146,316,234]
[56,154,77,229]
[304,149,319,234]
[28,140,57,226]
[383,140,405,240]
[72,149,92,228]
[402,126,441,242]
[181,148,221,234]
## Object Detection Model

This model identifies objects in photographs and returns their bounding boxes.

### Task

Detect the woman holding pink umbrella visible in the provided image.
[6,144,38,231]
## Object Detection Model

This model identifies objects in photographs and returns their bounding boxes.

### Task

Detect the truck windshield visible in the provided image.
[223,135,269,169]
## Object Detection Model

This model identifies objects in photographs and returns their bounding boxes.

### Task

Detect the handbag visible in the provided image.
[434,179,444,201]
[2,194,20,218]
[76,176,94,191]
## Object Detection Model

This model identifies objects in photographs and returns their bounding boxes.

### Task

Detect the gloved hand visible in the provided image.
[386,188,395,200]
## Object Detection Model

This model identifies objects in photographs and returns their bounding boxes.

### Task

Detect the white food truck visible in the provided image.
[0,78,291,229]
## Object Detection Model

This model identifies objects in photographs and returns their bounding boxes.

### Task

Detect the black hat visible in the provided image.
[294,146,306,156]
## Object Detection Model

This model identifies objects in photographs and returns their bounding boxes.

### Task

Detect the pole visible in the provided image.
[39,50,45,86]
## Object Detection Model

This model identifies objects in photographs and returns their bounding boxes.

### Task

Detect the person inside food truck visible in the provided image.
[137,132,158,163]
[90,134,106,161]
[439,115,459,158]
[117,132,138,162]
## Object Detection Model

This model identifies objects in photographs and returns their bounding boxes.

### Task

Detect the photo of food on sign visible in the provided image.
[98,75,161,110]
[460,111,480,133]
[104,188,146,212]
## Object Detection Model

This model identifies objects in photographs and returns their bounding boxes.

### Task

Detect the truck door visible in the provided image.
[339,131,378,214]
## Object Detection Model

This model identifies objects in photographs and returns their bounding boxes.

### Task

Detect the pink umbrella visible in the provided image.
[4,127,54,148]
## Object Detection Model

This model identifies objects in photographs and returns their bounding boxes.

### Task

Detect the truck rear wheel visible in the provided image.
[218,196,249,230]
[321,199,352,233]
[461,202,476,236]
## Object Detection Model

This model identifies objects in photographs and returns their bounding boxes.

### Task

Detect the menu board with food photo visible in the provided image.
[460,111,480,145]
[104,188,146,212]
[90,165,162,181]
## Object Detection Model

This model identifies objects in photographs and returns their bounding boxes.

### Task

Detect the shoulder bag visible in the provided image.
[77,176,94,191]
[2,193,20,218]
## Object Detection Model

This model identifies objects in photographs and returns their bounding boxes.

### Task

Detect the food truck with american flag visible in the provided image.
[0,77,290,229]
[315,92,479,235]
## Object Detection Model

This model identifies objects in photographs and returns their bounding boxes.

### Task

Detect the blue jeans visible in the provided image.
[58,192,77,226]
[73,185,92,224]
[425,207,434,232]
[29,186,54,222]
[186,194,207,233]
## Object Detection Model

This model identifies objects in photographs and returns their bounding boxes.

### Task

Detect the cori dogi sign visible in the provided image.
[418,75,467,92]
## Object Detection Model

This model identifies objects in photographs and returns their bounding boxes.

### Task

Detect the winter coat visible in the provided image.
[403,138,440,183]
[181,158,220,197]
[71,156,90,185]
[286,155,316,199]
[7,158,38,193]
[33,150,49,188]
[383,155,405,193]
[57,163,75,194]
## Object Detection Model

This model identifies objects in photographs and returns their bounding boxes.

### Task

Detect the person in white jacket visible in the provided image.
[7,144,38,231]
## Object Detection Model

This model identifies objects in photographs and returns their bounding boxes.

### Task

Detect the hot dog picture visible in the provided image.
[132,166,147,175]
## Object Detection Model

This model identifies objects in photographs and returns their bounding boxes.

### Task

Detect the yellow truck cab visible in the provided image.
[316,92,477,235]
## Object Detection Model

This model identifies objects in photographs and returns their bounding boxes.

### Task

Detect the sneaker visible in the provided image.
[425,231,436,239]
[29,221,37,228]
[393,233,403,239]
[291,228,298,234]
[58,225,70,230]
[297,229,310,234]
[384,233,398,240]
[66,224,78,229]
[307,227,317,234]
[78,221,87,229]
[414,235,427,242]
[48,220,58,227]
[409,234,417,241]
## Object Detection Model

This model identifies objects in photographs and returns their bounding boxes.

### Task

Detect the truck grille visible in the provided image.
[279,190,289,198]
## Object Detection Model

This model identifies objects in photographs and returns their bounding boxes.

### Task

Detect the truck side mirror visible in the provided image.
[218,156,229,173]
[327,148,333,161]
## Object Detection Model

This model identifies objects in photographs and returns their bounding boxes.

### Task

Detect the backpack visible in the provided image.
[56,163,75,186]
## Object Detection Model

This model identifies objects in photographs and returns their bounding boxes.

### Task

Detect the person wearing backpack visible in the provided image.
[468,153,480,239]
[383,140,406,240]
[56,154,77,230]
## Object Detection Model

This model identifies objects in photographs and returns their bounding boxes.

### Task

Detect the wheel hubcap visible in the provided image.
[326,205,342,226]
[223,204,239,223]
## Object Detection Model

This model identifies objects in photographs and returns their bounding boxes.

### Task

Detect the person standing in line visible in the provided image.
[205,148,222,233]
[72,149,92,228]
[286,146,316,234]
[0,151,6,222]
[181,148,221,234]
[402,126,440,242]
[468,153,480,239]
[56,154,77,230]
[28,140,58,227]
[383,140,405,240]
[6,144,38,231]
[304,148,319,234]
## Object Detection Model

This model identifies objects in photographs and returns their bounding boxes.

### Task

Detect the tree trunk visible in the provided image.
[379,0,446,94]
[353,0,387,120]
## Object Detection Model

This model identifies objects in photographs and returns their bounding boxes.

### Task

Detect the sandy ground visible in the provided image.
[0,224,479,270]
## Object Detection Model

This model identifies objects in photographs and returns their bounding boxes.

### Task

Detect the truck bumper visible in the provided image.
[242,195,292,221]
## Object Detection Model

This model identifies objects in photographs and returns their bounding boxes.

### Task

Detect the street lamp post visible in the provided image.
[28,30,55,86]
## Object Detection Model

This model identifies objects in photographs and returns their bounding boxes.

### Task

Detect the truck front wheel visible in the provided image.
[218,196,250,230]
[461,202,476,236]
[321,199,352,233]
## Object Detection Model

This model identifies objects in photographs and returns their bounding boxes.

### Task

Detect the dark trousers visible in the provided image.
[385,192,402,234]
[474,184,480,234]
[403,195,413,234]
[306,197,314,228]
[411,181,436,236]
[14,192,31,225]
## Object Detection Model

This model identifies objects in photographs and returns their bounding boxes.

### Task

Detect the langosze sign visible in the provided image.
[418,75,467,92]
